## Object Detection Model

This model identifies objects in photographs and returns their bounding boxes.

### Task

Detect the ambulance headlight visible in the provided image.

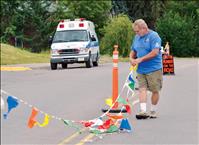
[51,49,59,55]
[80,48,89,53]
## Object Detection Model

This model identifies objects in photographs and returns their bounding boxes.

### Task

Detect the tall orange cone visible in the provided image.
[112,45,119,109]
[102,45,127,113]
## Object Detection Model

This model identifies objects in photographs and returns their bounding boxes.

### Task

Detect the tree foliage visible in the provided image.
[156,1,199,57]
[111,0,166,29]
[100,14,133,57]
[0,0,21,42]
[0,0,112,52]
[61,0,112,38]
[1,0,60,52]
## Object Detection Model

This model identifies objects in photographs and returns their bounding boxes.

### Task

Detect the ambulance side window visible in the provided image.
[89,33,96,41]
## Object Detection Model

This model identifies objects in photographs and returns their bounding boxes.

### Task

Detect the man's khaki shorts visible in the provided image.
[137,69,163,92]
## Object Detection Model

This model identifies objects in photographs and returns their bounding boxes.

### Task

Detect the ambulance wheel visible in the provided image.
[51,63,57,70]
[86,53,93,68]
[62,63,68,69]
[93,53,99,67]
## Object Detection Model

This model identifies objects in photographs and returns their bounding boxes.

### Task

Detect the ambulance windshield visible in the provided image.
[53,30,88,43]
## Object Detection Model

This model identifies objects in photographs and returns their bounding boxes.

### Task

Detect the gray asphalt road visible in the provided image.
[1,58,199,145]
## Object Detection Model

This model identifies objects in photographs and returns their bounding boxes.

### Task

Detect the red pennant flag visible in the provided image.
[98,119,114,129]
[125,104,131,114]
[81,121,94,127]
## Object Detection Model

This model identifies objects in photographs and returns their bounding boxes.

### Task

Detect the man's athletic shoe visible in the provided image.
[136,112,149,119]
[149,111,157,119]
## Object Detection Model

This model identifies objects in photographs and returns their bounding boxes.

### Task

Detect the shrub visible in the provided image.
[100,14,134,57]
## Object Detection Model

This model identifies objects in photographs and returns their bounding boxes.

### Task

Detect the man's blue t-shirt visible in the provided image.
[131,30,162,74]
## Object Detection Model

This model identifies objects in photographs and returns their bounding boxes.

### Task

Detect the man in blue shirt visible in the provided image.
[130,19,163,119]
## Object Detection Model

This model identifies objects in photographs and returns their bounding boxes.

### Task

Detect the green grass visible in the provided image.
[0,43,129,65]
[0,43,50,65]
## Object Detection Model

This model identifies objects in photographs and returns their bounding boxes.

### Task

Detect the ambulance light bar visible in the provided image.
[60,19,70,23]
[79,23,84,27]
[59,24,64,28]
[75,18,85,21]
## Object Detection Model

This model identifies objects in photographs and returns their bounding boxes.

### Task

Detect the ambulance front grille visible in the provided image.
[58,49,80,54]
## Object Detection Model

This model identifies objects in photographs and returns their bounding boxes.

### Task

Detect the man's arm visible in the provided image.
[129,50,137,66]
[132,48,160,65]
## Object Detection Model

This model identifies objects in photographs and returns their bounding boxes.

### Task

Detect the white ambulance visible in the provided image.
[50,18,100,69]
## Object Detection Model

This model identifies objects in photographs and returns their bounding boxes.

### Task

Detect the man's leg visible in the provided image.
[136,74,149,119]
[148,70,163,118]
[139,87,147,112]
[151,91,159,105]
[150,91,159,117]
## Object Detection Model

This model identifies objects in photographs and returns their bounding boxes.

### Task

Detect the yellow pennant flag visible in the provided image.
[35,114,51,127]
[130,65,138,71]
[105,98,112,107]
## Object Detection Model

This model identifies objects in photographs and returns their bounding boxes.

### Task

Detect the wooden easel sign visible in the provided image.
[162,54,175,75]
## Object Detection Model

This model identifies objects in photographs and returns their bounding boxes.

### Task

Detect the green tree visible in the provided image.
[100,14,133,57]
[111,0,166,29]
[156,1,199,57]
[1,0,112,51]
[20,0,59,52]
[1,0,61,52]
[61,0,112,38]
[0,0,20,42]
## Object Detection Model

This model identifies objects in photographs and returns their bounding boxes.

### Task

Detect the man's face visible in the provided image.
[133,25,145,36]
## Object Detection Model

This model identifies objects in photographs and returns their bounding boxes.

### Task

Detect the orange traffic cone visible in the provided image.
[112,45,119,109]
[102,45,127,113]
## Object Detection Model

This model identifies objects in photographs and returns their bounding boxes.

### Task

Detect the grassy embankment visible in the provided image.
[0,43,50,65]
[0,43,128,65]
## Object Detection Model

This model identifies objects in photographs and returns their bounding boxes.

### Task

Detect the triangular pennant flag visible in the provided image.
[130,65,138,71]
[117,97,128,105]
[106,125,118,133]
[28,107,38,128]
[90,129,103,134]
[4,96,19,119]
[1,97,5,110]
[105,98,112,107]
[81,121,94,127]
[128,74,135,83]
[128,82,135,90]
[125,104,131,114]
[98,119,114,130]
[119,119,132,132]
[106,113,124,120]
[62,119,81,131]
[91,118,103,127]
[35,114,51,127]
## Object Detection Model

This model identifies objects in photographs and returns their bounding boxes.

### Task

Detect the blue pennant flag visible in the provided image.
[119,118,132,132]
[4,96,19,119]
[128,74,135,83]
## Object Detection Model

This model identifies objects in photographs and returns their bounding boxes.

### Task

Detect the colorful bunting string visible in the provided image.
[1,65,138,136]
